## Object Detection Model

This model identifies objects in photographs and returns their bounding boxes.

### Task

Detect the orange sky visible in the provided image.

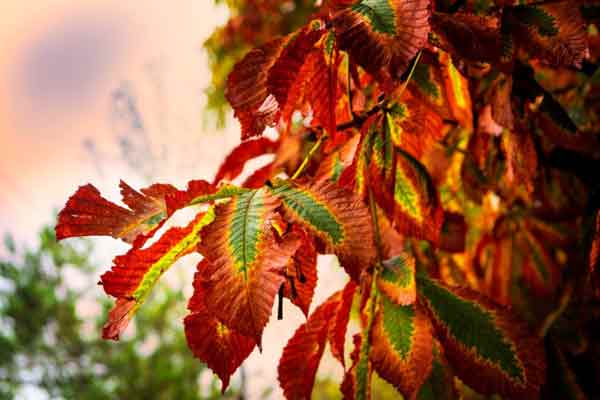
[0,2,346,398]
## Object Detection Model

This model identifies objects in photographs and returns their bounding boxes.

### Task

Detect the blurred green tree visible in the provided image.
[0,226,238,400]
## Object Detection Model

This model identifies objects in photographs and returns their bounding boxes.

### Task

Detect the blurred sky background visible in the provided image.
[0,1,347,398]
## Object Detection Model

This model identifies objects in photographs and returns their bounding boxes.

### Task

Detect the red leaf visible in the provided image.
[101,210,213,339]
[242,162,276,189]
[213,137,279,184]
[282,226,318,316]
[267,25,324,114]
[164,179,216,216]
[56,181,178,243]
[278,290,342,399]
[328,281,357,367]
[225,37,286,139]
[185,259,255,392]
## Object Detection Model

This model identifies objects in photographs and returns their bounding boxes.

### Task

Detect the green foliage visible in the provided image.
[0,226,233,399]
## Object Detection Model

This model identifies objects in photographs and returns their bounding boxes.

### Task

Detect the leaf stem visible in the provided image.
[396,50,422,100]
[291,134,327,180]
[356,188,385,400]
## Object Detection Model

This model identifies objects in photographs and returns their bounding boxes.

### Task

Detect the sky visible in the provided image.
[0,1,347,398]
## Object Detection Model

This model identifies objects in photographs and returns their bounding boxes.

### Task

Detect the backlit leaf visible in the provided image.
[197,188,300,345]
[101,209,215,339]
[418,275,546,399]
[269,23,324,110]
[378,253,416,306]
[329,281,358,366]
[392,149,444,243]
[56,181,178,243]
[282,226,318,317]
[271,179,376,281]
[369,298,433,399]
[213,137,279,184]
[225,37,286,139]
[333,0,431,84]
[184,259,255,392]
[278,290,343,400]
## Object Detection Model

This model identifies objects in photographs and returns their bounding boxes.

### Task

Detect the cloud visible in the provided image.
[16,10,129,110]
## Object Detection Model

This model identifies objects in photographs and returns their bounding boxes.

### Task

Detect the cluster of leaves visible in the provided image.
[57,0,600,398]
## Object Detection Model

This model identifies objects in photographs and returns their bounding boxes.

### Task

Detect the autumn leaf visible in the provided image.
[278,290,343,400]
[333,0,431,85]
[328,281,357,367]
[369,297,433,399]
[418,275,546,399]
[56,181,178,243]
[304,31,342,139]
[213,137,279,184]
[184,259,255,393]
[378,253,417,306]
[391,148,444,244]
[282,225,318,317]
[386,89,445,159]
[226,37,286,139]
[503,1,589,68]
[197,188,300,346]
[430,12,503,64]
[101,209,215,339]
[267,23,325,117]
[340,334,372,400]
[271,179,376,281]
[416,341,456,400]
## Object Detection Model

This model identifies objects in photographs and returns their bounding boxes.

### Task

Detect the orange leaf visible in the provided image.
[278,290,343,399]
[185,259,255,393]
[197,189,300,346]
[56,181,178,243]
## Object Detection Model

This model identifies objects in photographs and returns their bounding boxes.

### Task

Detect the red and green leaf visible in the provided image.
[333,0,431,85]
[56,181,178,243]
[197,188,300,345]
[503,2,589,68]
[278,290,343,400]
[392,149,444,243]
[271,179,376,281]
[101,209,215,339]
[340,333,372,400]
[378,253,417,306]
[184,260,255,393]
[315,133,361,184]
[386,89,445,159]
[416,341,456,400]
[369,297,434,400]
[417,275,546,399]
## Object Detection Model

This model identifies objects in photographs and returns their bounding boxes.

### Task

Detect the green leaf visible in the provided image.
[417,275,546,399]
